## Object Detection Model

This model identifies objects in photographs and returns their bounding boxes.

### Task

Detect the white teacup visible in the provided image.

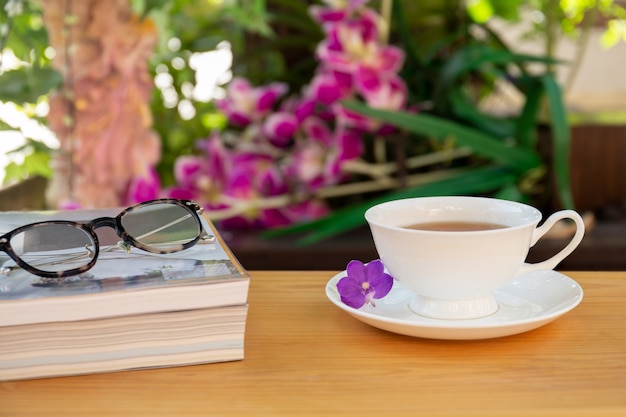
[364,196,585,320]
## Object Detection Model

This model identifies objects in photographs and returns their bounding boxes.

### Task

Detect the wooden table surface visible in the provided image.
[1,270,625,416]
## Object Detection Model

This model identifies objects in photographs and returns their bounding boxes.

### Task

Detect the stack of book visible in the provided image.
[0,206,250,381]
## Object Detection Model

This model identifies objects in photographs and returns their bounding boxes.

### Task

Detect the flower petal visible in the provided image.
[377,45,405,73]
[337,275,366,308]
[336,128,364,161]
[301,116,333,145]
[125,166,161,205]
[364,259,385,281]
[308,73,343,105]
[294,99,316,122]
[256,82,289,112]
[370,271,393,299]
[345,259,367,283]
[173,156,204,185]
[308,6,348,26]
[263,112,298,145]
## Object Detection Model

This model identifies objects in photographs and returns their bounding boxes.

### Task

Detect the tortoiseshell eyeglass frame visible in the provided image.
[0,199,213,279]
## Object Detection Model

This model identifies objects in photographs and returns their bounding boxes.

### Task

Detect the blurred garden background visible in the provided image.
[1,0,626,246]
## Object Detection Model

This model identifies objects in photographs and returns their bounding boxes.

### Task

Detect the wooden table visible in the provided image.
[1,270,625,416]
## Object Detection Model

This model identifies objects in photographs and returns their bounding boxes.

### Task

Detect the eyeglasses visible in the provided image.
[0,199,214,279]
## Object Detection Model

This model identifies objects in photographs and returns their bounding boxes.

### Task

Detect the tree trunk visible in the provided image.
[41,0,160,208]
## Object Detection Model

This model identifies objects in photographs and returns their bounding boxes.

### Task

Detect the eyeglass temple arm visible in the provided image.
[195,207,216,242]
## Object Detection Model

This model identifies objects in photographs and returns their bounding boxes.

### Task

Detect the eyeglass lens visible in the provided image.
[10,224,97,274]
[120,201,201,251]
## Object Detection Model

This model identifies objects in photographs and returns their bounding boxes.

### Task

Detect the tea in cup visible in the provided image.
[364,196,585,320]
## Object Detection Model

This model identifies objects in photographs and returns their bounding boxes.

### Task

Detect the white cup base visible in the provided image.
[409,293,499,320]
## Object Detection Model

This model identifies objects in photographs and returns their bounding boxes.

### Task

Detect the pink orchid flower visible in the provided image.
[262,111,299,147]
[309,0,371,26]
[322,127,364,184]
[286,117,335,188]
[318,28,404,76]
[164,133,234,205]
[336,126,364,161]
[361,74,407,111]
[215,77,288,127]
[335,75,408,132]
[219,152,292,229]
[285,117,363,190]
[307,70,353,105]
[276,199,331,225]
[163,155,212,204]
[226,152,287,199]
[315,9,405,99]
[125,166,162,205]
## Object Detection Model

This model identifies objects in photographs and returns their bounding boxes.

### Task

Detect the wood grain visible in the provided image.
[1,271,625,416]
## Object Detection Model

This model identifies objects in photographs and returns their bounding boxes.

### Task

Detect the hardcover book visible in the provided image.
[0,204,250,380]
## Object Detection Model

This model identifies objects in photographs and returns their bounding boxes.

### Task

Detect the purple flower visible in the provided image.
[293,98,316,122]
[309,0,370,25]
[262,112,298,146]
[358,73,407,111]
[335,126,364,161]
[173,155,205,187]
[337,260,393,308]
[215,77,288,127]
[125,166,161,205]
[307,71,350,105]
[315,12,400,77]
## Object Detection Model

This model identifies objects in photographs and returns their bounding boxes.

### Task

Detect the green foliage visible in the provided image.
[0,0,58,185]
[0,66,60,104]
[2,138,53,184]
[600,11,626,48]
[227,0,323,88]
[467,0,626,49]
[0,0,56,103]
[1,2,47,57]
[0,10,54,189]
[467,0,525,23]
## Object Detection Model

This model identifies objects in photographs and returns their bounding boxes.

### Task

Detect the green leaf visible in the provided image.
[22,152,52,178]
[0,120,15,130]
[341,101,542,172]
[2,138,54,184]
[440,45,560,87]
[2,163,23,185]
[0,66,62,104]
[264,165,519,245]
[540,74,575,209]
[516,77,543,148]
[391,0,422,69]
[448,88,516,138]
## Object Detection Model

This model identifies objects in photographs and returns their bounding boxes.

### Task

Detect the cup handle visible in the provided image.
[516,210,585,276]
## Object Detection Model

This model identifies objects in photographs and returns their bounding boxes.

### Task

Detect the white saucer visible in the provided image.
[325,269,583,340]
